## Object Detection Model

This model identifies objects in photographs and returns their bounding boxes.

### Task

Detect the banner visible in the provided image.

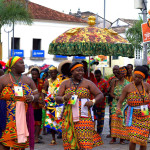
[141,23,150,43]
[96,55,109,67]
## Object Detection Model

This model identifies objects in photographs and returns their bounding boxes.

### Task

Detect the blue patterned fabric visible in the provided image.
[0,100,7,138]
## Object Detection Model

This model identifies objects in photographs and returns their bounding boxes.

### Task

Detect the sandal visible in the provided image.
[109,138,116,144]
[106,134,111,138]
[38,135,43,139]
[49,140,57,145]
[35,139,44,144]
[119,140,126,145]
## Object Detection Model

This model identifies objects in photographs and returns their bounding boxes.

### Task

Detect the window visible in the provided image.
[135,50,142,59]
[11,38,20,49]
[33,39,41,50]
[112,56,118,59]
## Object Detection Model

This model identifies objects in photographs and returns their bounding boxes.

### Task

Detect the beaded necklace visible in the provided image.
[71,78,83,93]
[9,72,22,85]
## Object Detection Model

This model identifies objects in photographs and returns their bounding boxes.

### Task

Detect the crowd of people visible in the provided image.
[0,56,150,150]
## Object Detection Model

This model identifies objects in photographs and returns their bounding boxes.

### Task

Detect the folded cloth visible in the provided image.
[81,98,89,118]
[0,100,7,138]
[16,101,29,143]
[26,103,35,150]
[72,98,79,122]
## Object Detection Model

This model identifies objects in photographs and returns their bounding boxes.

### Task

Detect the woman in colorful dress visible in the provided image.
[42,66,64,145]
[31,67,44,143]
[0,56,39,150]
[110,67,129,144]
[56,62,104,150]
[117,66,150,150]
[94,69,109,135]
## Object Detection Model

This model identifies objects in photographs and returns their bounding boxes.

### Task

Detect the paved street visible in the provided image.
[26,106,150,150]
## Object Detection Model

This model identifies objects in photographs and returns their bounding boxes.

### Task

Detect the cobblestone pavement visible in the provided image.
[26,106,150,150]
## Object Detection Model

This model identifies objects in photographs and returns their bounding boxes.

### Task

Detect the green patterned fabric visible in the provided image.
[63,104,79,149]
[111,79,130,117]
[49,42,134,58]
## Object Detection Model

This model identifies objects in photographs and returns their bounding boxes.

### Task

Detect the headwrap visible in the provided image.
[119,67,127,76]
[49,66,57,71]
[5,56,22,73]
[70,64,83,72]
[134,71,145,78]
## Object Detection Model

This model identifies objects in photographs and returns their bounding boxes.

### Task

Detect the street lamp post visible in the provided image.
[4,25,13,59]
[142,0,148,65]
[103,0,106,78]
[134,0,148,65]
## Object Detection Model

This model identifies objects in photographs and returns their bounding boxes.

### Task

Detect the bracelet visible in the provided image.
[62,95,65,102]
[33,89,38,92]
[31,95,34,101]
[90,99,96,105]
[42,89,47,94]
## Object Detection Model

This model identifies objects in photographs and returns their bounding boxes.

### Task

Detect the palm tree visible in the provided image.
[0,0,32,56]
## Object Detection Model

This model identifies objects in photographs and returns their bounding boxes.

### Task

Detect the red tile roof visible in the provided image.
[28,2,87,23]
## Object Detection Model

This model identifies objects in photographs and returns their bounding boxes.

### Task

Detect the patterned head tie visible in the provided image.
[49,66,57,71]
[70,62,83,72]
[6,56,22,73]
[119,67,127,76]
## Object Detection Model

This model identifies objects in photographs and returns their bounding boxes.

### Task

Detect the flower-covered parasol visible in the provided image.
[48,16,134,58]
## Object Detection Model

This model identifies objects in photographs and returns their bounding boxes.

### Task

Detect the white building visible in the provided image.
[1,1,87,70]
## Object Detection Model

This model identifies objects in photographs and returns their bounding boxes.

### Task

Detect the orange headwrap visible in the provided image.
[70,64,83,72]
[134,71,145,78]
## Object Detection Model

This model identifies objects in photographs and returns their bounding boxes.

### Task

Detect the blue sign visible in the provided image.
[74,56,85,59]
[56,55,67,58]
[11,49,24,57]
[32,50,45,57]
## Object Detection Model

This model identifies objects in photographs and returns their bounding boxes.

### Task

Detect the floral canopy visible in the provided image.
[48,16,134,58]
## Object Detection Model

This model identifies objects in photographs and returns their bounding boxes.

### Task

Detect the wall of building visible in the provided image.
[95,56,134,76]
[1,19,86,71]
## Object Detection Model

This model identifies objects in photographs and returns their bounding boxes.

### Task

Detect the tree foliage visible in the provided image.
[126,17,143,51]
[0,0,32,42]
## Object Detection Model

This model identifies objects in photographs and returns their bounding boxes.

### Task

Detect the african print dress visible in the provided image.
[62,87,103,150]
[111,79,129,140]
[32,78,44,126]
[125,91,150,146]
[0,83,32,149]
[94,78,109,134]
[44,77,64,132]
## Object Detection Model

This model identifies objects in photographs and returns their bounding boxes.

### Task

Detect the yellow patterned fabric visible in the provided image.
[5,56,22,73]
[125,91,150,146]
[62,87,103,150]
